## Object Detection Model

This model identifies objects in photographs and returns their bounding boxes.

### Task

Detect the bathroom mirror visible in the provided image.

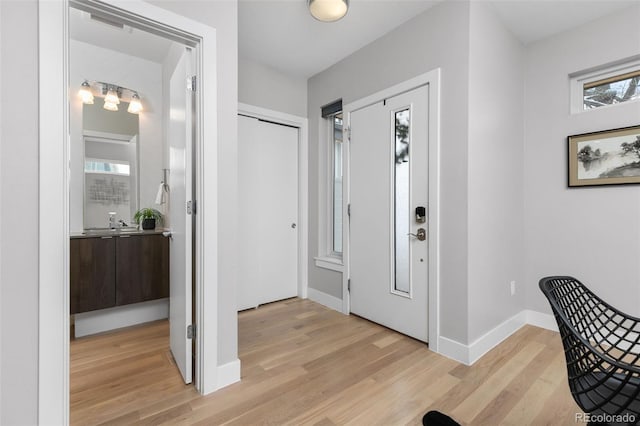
[82,102,139,229]
[69,6,171,234]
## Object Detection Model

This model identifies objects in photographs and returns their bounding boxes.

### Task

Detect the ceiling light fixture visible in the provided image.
[79,80,94,104]
[127,93,143,114]
[308,0,349,22]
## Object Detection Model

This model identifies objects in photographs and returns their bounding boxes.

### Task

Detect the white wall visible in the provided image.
[524,5,640,317]
[239,56,307,117]
[467,3,525,342]
[0,0,39,423]
[150,0,239,366]
[69,40,164,232]
[308,1,472,343]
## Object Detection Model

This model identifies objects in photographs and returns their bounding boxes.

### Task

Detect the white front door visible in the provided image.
[169,48,193,384]
[347,85,429,342]
[237,114,298,311]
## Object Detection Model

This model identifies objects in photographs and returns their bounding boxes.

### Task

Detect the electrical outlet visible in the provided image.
[510,281,516,296]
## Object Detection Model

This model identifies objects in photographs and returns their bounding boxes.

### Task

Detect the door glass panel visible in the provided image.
[394,109,410,294]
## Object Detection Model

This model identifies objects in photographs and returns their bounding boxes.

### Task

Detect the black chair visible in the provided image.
[540,276,640,425]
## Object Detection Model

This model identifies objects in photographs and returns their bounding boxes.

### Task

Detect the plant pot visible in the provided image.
[141,218,156,230]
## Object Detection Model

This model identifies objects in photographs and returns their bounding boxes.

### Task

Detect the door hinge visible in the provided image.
[187,324,196,339]
[347,278,351,292]
[347,203,351,217]
[188,75,197,92]
[345,126,351,141]
[187,200,197,215]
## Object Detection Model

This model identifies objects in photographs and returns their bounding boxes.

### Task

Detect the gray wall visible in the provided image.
[0,1,39,423]
[308,1,472,343]
[524,5,640,316]
[239,56,307,117]
[467,3,525,342]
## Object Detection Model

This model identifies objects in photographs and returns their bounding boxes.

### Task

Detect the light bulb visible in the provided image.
[105,87,120,105]
[103,100,118,111]
[127,93,143,114]
[79,81,94,104]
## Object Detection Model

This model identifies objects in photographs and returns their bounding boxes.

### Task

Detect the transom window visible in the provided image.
[583,70,640,109]
[570,59,640,113]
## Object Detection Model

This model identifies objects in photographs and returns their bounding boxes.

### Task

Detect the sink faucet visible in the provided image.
[109,212,117,229]
[118,219,128,227]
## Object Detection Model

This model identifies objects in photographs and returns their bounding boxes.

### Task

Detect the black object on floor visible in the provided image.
[422,410,461,426]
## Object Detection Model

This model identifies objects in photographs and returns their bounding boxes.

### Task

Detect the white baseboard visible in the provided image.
[216,358,241,390]
[437,336,471,365]
[74,298,169,337]
[437,310,557,366]
[524,309,558,332]
[468,311,526,364]
[307,288,343,312]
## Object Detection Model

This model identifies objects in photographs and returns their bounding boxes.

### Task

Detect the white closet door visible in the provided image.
[237,115,298,310]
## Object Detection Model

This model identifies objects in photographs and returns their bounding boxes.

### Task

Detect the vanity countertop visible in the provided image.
[70,228,169,239]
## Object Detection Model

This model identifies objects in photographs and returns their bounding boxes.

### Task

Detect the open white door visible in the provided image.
[169,48,193,384]
[348,85,429,342]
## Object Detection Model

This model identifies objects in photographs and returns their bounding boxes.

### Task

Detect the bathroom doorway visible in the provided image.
[39,0,220,420]
[67,0,197,384]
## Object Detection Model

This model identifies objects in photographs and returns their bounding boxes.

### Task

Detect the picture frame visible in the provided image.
[568,125,640,187]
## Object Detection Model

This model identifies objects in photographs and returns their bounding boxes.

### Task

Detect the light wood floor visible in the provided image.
[70,298,580,425]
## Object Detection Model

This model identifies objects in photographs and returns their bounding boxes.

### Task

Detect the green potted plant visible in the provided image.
[134,207,163,230]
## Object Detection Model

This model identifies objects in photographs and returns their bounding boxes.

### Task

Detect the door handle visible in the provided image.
[408,228,426,241]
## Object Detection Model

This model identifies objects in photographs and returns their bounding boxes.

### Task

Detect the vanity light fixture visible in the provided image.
[79,80,94,104]
[104,86,120,105]
[308,0,349,22]
[81,81,143,114]
[127,93,143,114]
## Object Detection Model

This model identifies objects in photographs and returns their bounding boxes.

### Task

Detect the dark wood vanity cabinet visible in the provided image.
[70,234,169,314]
[116,235,169,305]
[70,237,116,314]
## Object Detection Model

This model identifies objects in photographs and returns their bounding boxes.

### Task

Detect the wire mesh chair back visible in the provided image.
[540,276,640,423]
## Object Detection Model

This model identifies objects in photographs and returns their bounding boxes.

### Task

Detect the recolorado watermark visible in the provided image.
[576,412,637,424]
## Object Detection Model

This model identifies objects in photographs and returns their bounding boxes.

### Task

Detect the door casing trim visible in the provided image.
[342,69,441,352]
[38,0,219,422]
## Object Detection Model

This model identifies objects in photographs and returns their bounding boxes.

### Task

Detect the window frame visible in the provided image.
[570,58,640,114]
[314,109,344,272]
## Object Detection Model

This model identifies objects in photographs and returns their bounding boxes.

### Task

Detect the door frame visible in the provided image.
[342,69,441,351]
[238,103,309,300]
[38,0,219,423]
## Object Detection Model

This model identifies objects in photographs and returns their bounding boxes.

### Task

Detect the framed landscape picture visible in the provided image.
[568,125,640,187]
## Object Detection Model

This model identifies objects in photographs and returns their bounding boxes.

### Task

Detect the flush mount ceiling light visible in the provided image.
[79,80,94,104]
[308,0,349,22]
